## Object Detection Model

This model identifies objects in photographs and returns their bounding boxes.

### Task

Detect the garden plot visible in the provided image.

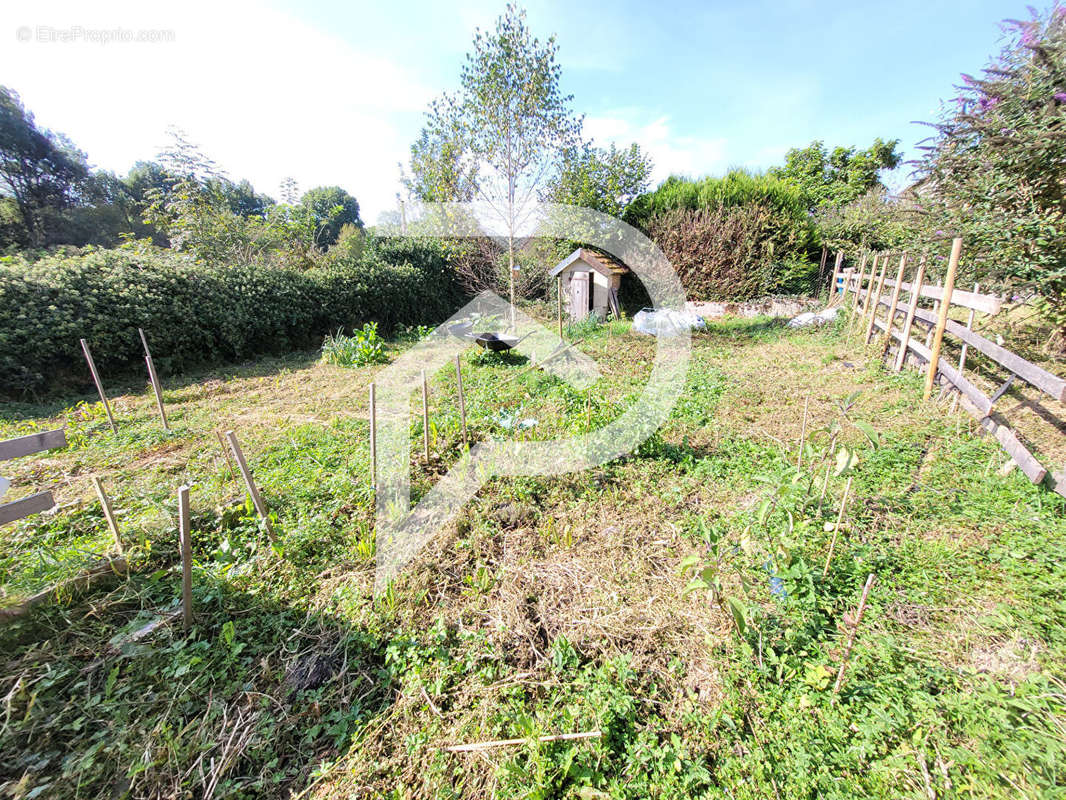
[0,316,1064,799]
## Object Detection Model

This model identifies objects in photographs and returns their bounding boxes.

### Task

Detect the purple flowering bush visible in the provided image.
[916,5,1066,341]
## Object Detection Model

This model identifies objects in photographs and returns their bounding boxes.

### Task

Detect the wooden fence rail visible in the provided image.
[839,242,1065,497]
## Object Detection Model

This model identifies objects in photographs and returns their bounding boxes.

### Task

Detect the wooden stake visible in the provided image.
[818,246,829,290]
[893,256,927,372]
[178,484,193,631]
[455,355,468,448]
[421,369,430,462]
[138,328,170,431]
[863,257,889,344]
[822,476,853,578]
[924,279,942,349]
[833,573,876,694]
[369,382,377,486]
[215,429,237,477]
[923,238,962,400]
[446,731,601,753]
[819,463,832,504]
[557,276,563,339]
[797,393,810,468]
[80,339,117,434]
[91,476,123,555]
[958,282,979,373]
[880,253,908,355]
[848,252,872,330]
[224,430,277,545]
[829,251,843,301]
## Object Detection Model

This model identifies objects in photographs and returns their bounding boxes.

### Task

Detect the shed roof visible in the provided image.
[550,247,630,279]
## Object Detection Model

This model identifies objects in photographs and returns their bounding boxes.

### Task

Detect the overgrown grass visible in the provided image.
[0,314,1063,798]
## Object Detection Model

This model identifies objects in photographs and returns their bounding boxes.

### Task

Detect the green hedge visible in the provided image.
[0,237,466,396]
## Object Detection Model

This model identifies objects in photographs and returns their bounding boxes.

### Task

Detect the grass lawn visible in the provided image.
[0,314,1063,799]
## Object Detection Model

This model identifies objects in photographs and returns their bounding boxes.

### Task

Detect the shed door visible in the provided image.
[569,272,590,319]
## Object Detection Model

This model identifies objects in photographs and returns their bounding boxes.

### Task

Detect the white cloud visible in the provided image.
[583,112,729,184]
[0,0,432,221]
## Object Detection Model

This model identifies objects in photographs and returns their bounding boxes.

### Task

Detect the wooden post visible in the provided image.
[369,383,377,487]
[557,276,563,339]
[819,463,832,504]
[924,279,942,349]
[139,328,170,431]
[893,256,927,372]
[818,245,829,289]
[863,257,889,344]
[851,253,876,331]
[797,393,810,468]
[822,476,853,578]
[455,355,468,449]
[958,282,979,373]
[91,476,123,555]
[880,253,908,355]
[923,238,962,401]
[829,251,844,299]
[80,339,117,434]
[215,429,237,477]
[421,369,430,462]
[833,573,876,694]
[224,430,277,545]
[178,484,193,631]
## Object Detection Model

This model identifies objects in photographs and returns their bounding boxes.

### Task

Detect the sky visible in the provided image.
[0,0,1038,223]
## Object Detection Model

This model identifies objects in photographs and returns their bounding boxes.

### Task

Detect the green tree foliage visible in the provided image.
[299,185,362,248]
[412,4,581,316]
[403,123,477,203]
[0,86,92,246]
[550,141,652,218]
[769,138,901,211]
[916,7,1066,335]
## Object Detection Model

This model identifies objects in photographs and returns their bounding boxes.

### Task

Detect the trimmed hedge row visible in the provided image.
[0,238,467,396]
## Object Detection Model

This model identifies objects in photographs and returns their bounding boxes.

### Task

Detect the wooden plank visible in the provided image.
[224,430,277,544]
[178,485,193,631]
[880,277,1000,315]
[889,301,1066,404]
[139,329,170,431]
[954,392,1048,484]
[880,253,908,355]
[873,317,992,416]
[422,369,431,462]
[80,339,117,434]
[924,239,962,400]
[455,355,468,448]
[0,429,67,462]
[0,491,55,526]
[894,256,927,372]
[864,257,888,344]
[847,253,870,329]
[92,476,123,555]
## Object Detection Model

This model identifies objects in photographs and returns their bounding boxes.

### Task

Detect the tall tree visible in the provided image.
[415,4,581,323]
[550,141,652,218]
[0,86,91,245]
[770,138,901,211]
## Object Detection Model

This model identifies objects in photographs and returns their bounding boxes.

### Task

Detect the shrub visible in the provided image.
[0,236,466,396]
[646,204,816,301]
[319,323,388,367]
[916,6,1066,337]
[626,170,819,300]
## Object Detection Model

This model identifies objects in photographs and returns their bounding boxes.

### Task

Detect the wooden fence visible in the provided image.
[830,241,1066,498]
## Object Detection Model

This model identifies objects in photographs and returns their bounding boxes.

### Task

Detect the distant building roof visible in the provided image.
[550,247,630,279]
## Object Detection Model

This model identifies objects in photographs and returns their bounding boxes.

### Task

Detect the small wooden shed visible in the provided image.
[550,248,629,321]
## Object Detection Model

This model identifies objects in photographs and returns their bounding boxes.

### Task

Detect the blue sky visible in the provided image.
[0,0,1035,221]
